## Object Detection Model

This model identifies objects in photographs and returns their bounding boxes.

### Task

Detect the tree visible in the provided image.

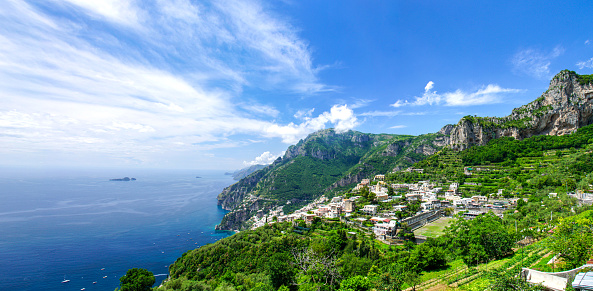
[360,186,370,200]
[411,239,447,270]
[550,210,593,269]
[338,253,373,278]
[387,186,395,196]
[291,246,341,287]
[338,275,372,291]
[446,213,514,265]
[119,268,155,291]
[268,253,295,289]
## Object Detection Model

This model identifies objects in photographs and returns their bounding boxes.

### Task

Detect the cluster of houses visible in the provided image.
[249,195,358,230]
[249,173,514,239]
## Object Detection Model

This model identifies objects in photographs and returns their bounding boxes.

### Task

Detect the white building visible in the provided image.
[361,204,378,215]
[373,220,398,237]
[471,195,488,203]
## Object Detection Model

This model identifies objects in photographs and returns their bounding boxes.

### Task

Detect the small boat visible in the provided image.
[61,279,70,283]
[81,288,86,290]
[101,268,105,270]
[103,276,108,279]
[93,282,97,284]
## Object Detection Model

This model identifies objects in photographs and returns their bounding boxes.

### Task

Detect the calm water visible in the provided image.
[0,167,234,291]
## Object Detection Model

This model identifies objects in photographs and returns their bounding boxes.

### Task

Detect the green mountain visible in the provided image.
[216,130,447,230]
[163,123,593,291]
[216,70,593,231]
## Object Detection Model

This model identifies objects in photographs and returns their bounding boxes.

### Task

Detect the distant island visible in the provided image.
[196,176,201,178]
[109,177,136,181]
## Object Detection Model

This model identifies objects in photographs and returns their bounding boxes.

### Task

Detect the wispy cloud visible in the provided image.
[0,0,338,167]
[577,57,593,69]
[360,111,401,117]
[391,82,520,108]
[350,98,374,109]
[389,125,407,129]
[511,46,564,78]
[60,0,142,27]
[240,103,280,117]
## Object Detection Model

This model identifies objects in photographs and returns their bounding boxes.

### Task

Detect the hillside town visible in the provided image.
[248,169,526,241]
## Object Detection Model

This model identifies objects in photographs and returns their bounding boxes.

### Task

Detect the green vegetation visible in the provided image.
[578,74,593,85]
[118,268,155,291]
[461,115,532,130]
[549,210,593,269]
[219,130,444,220]
[414,217,453,238]
[139,97,593,290]
[447,213,515,266]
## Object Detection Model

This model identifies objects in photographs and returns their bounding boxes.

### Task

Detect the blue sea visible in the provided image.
[0,167,235,291]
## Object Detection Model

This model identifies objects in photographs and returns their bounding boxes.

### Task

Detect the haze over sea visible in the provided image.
[0,167,234,291]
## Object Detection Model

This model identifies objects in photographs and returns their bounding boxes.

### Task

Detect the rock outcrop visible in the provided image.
[445,70,593,149]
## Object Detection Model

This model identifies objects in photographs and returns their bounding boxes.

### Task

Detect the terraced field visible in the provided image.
[404,239,551,290]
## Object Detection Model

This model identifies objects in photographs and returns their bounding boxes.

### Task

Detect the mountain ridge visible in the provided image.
[216,70,593,231]
[444,70,593,149]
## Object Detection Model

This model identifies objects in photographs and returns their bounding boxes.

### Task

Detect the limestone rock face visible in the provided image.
[446,70,593,149]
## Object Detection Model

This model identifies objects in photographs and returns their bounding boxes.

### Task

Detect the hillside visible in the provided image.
[216,130,447,230]
[160,122,593,290]
[216,70,593,231]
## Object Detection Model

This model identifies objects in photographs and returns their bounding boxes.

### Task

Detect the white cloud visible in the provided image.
[211,0,330,93]
[389,125,407,129]
[390,82,520,108]
[243,151,283,166]
[577,57,593,69]
[391,81,441,107]
[360,111,402,117]
[511,46,564,78]
[294,108,315,119]
[443,84,521,106]
[586,40,591,45]
[0,0,336,168]
[264,104,359,144]
[350,99,374,109]
[241,104,280,117]
[60,0,141,27]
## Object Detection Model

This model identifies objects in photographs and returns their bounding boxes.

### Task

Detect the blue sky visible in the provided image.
[2,0,593,170]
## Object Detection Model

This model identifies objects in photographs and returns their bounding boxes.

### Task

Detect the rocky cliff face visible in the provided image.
[215,197,271,231]
[217,166,270,211]
[445,70,593,149]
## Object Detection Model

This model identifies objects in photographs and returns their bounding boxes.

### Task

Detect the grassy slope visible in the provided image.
[414,217,454,238]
